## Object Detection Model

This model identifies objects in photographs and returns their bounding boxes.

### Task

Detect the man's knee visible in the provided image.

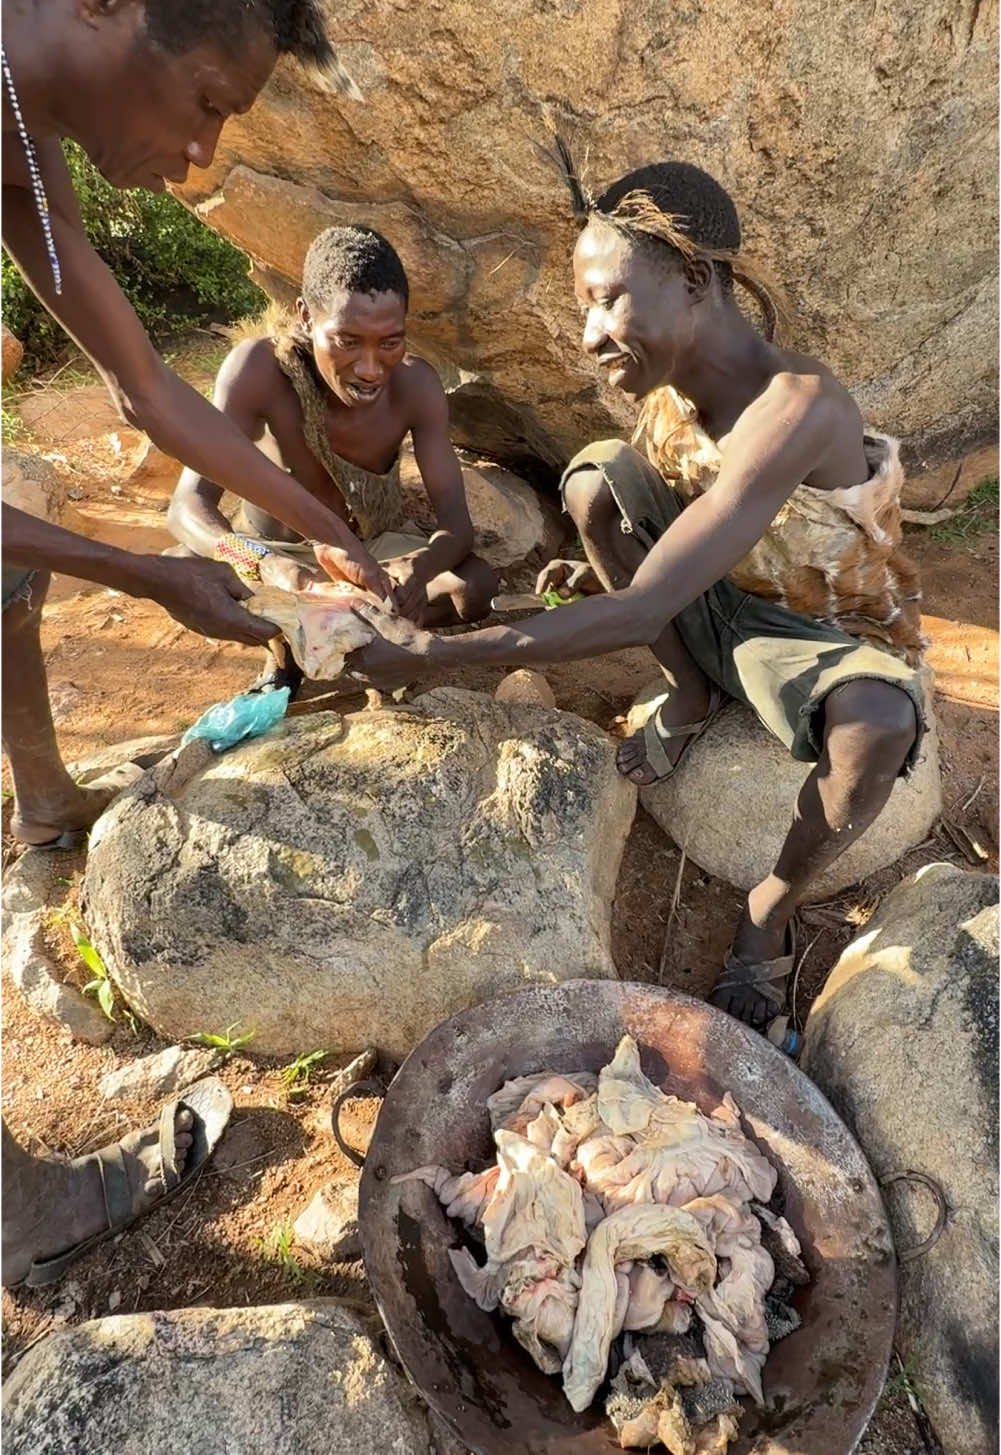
[453,556,498,622]
[561,439,643,532]
[824,679,918,768]
[2,572,50,638]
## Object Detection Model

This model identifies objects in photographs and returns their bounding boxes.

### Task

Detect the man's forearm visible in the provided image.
[427,588,658,669]
[4,505,167,595]
[167,478,234,559]
[133,368,365,555]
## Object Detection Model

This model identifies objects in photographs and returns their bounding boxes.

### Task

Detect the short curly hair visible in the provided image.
[554,139,779,337]
[301,225,410,314]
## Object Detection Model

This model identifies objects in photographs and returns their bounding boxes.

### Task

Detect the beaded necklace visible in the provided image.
[1,45,62,294]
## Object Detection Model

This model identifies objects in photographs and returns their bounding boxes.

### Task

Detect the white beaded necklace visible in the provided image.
[1,45,62,294]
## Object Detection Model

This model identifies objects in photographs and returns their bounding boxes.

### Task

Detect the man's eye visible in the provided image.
[380,338,403,350]
[334,337,357,349]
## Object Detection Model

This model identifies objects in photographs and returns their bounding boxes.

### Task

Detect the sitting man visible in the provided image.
[347,159,926,1038]
[168,224,497,695]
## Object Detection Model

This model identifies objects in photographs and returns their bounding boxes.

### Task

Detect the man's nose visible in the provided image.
[355,351,383,382]
[582,308,607,356]
[185,115,225,171]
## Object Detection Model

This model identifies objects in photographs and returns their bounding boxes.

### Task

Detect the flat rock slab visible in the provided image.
[83,689,635,1058]
[802,864,999,1455]
[633,682,942,899]
[99,1044,221,1101]
[2,1300,434,1455]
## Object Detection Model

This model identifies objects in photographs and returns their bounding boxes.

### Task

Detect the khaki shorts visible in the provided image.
[561,439,926,773]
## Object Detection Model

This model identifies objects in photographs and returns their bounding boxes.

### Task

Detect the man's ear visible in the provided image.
[683,257,713,301]
[296,297,312,332]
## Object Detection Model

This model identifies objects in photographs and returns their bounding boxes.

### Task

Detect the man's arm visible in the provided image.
[2,505,275,645]
[401,363,475,580]
[1,137,387,596]
[353,376,836,679]
[168,338,272,558]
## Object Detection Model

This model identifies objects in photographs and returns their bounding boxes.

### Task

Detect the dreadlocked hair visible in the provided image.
[554,144,783,340]
[142,0,362,99]
[301,225,410,313]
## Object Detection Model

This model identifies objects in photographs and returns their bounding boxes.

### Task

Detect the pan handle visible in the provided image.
[880,1170,949,1262]
[331,1078,386,1168]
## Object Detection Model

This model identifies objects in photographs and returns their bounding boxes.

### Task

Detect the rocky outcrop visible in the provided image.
[631,685,942,899]
[180,1,997,478]
[82,690,635,1058]
[802,865,999,1455]
[2,1301,437,1454]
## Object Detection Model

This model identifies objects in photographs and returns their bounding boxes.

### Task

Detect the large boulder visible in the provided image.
[83,689,635,1058]
[1,1301,436,1455]
[399,447,563,569]
[801,864,999,1455]
[179,2,997,477]
[631,684,942,899]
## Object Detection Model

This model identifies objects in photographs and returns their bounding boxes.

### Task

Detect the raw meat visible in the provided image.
[245,579,383,680]
[397,1034,807,1451]
[563,1203,716,1412]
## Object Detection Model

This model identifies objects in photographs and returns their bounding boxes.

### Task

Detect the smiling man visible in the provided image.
[168,223,496,694]
[349,160,927,1042]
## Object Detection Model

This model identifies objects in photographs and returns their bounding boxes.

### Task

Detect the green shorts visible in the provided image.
[561,439,926,774]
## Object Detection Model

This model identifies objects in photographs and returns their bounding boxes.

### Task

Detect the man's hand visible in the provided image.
[384,554,431,624]
[345,601,438,690]
[535,559,603,599]
[142,557,277,645]
[314,542,394,602]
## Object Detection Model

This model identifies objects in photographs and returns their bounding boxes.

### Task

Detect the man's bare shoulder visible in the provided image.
[767,353,861,426]
[393,354,447,415]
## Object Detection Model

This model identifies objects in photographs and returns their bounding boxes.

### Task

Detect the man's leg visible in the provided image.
[561,460,712,780]
[2,573,119,846]
[422,554,498,628]
[2,1112,193,1287]
[712,678,918,1027]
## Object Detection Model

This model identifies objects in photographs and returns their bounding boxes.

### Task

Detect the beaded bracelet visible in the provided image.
[213,533,271,586]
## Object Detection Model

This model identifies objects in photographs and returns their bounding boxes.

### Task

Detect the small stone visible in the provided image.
[107,1291,121,1312]
[293,1180,361,1261]
[329,1047,378,1102]
[99,1046,221,1102]
[494,670,557,709]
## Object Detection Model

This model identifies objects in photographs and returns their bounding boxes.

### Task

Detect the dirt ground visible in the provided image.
[2,350,997,1452]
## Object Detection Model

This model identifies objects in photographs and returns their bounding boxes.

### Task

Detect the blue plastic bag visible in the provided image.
[181,687,291,754]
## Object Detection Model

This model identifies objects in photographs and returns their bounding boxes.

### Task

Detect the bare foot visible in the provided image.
[2,1110,194,1287]
[616,684,712,786]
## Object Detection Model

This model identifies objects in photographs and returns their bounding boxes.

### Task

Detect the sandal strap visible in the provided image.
[716,950,795,1002]
[158,1099,182,1193]
[642,685,723,779]
[96,1141,133,1228]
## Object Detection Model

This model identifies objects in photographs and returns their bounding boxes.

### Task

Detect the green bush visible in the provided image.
[1,142,264,369]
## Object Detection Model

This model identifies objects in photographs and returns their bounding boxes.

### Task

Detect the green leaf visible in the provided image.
[71,923,107,980]
[97,980,117,1021]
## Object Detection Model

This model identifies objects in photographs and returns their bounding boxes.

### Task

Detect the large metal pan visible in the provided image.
[347,980,896,1454]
